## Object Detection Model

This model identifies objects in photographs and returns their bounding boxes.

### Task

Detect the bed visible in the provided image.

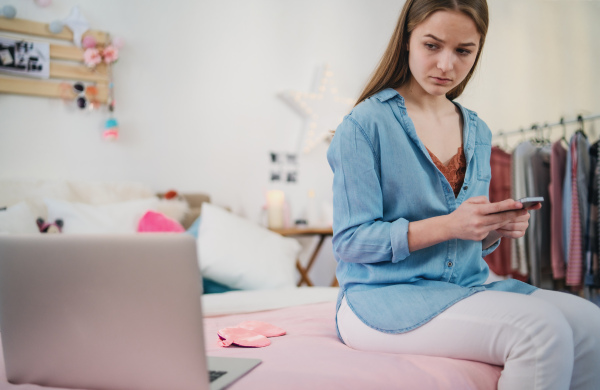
[0,181,503,389]
[0,287,501,390]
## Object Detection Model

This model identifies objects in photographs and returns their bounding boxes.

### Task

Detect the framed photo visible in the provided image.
[0,36,50,79]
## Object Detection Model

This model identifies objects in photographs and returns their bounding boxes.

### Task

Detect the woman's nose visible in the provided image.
[437,51,455,72]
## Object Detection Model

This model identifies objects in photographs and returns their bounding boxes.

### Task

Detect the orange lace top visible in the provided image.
[426,146,467,197]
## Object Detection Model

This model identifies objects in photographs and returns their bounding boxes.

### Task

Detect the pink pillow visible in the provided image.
[137,210,185,233]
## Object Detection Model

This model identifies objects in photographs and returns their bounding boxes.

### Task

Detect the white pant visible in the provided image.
[337,289,600,390]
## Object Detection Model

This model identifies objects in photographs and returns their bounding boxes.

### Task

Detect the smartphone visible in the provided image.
[517,196,544,209]
[491,197,544,214]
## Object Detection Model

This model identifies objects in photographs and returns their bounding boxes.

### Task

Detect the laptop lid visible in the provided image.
[0,234,257,390]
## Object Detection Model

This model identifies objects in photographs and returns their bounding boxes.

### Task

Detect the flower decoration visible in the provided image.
[102,45,119,64]
[83,48,102,68]
[83,45,119,68]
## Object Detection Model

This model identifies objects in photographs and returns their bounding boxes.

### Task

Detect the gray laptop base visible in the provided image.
[0,234,260,390]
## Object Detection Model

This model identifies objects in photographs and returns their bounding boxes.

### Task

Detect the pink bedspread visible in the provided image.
[0,302,502,390]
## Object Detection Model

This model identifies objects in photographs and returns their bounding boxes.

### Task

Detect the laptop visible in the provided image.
[0,234,260,390]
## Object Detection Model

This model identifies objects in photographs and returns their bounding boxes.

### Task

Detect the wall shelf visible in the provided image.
[0,15,111,103]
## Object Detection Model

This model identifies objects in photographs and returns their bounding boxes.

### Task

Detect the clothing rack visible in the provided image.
[490,112,600,304]
[493,113,600,141]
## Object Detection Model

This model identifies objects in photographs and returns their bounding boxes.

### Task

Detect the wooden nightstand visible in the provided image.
[270,227,337,287]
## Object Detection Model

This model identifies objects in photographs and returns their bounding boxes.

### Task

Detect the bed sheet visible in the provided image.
[0,288,502,390]
[204,301,502,390]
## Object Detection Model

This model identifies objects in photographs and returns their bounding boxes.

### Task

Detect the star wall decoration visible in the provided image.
[279,64,355,154]
[62,6,90,47]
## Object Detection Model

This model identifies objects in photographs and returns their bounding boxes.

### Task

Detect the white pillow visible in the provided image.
[44,197,160,234]
[0,202,40,234]
[197,203,301,290]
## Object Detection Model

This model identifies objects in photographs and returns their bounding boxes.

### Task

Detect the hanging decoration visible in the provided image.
[60,6,90,47]
[103,118,118,141]
[103,46,119,141]
[1,5,16,19]
[82,35,97,49]
[48,20,63,34]
[278,63,354,154]
[61,22,121,140]
[58,81,100,110]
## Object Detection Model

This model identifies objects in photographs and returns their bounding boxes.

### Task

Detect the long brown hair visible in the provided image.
[355,0,489,106]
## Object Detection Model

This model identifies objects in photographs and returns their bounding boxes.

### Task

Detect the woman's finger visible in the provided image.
[482,209,528,227]
[481,199,521,215]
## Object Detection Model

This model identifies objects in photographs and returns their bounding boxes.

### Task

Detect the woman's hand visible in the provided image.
[407,196,540,253]
[494,201,540,239]
[449,196,529,241]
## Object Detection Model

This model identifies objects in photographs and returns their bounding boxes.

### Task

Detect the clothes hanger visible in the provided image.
[529,123,548,146]
[560,117,569,146]
[576,114,587,138]
[529,124,539,144]
[543,122,552,145]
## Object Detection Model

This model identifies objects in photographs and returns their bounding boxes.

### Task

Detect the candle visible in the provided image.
[267,190,285,229]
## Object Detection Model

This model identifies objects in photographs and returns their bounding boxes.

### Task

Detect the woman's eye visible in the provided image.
[425,43,437,50]
[457,48,472,56]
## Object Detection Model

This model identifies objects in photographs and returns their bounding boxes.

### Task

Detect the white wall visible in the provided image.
[1,1,599,284]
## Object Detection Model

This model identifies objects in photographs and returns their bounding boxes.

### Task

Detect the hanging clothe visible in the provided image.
[511,142,537,278]
[566,132,591,290]
[485,146,514,277]
[526,144,552,289]
[549,141,567,280]
[562,141,572,269]
[586,141,600,288]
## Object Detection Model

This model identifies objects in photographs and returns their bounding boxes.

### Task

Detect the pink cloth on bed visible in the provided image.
[218,327,271,347]
[218,321,286,347]
[0,302,502,390]
[237,321,286,337]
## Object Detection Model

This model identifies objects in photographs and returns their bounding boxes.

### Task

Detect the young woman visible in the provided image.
[327,1,600,389]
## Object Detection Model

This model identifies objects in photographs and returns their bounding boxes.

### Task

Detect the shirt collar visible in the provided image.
[373,88,405,106]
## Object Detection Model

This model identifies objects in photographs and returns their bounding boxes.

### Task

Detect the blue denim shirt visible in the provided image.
[327,88,536,335]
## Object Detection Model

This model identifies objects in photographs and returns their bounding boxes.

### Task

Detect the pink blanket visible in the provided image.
[0,302,502,390]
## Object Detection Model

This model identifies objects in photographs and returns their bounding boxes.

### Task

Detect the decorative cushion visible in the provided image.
[44,197,159,234]
[0,202,40,234]
[202,277,238,294]
[197,203,301,290]
[137,210,185,233]
[185,216,236,294]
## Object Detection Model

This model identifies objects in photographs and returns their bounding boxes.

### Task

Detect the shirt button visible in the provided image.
[463,186,468,191]
[447,261,453,267]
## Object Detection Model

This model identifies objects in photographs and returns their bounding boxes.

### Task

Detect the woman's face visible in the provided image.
[407,10,480,97]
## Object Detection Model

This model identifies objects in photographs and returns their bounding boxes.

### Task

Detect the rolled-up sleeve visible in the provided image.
[482,237,501,257]
[327,117,410,264]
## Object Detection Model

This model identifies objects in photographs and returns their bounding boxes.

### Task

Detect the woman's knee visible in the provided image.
[512,299,574,361]
[533,289,600,351]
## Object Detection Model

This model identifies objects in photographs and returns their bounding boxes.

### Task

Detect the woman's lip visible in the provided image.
[431,77,452,84]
